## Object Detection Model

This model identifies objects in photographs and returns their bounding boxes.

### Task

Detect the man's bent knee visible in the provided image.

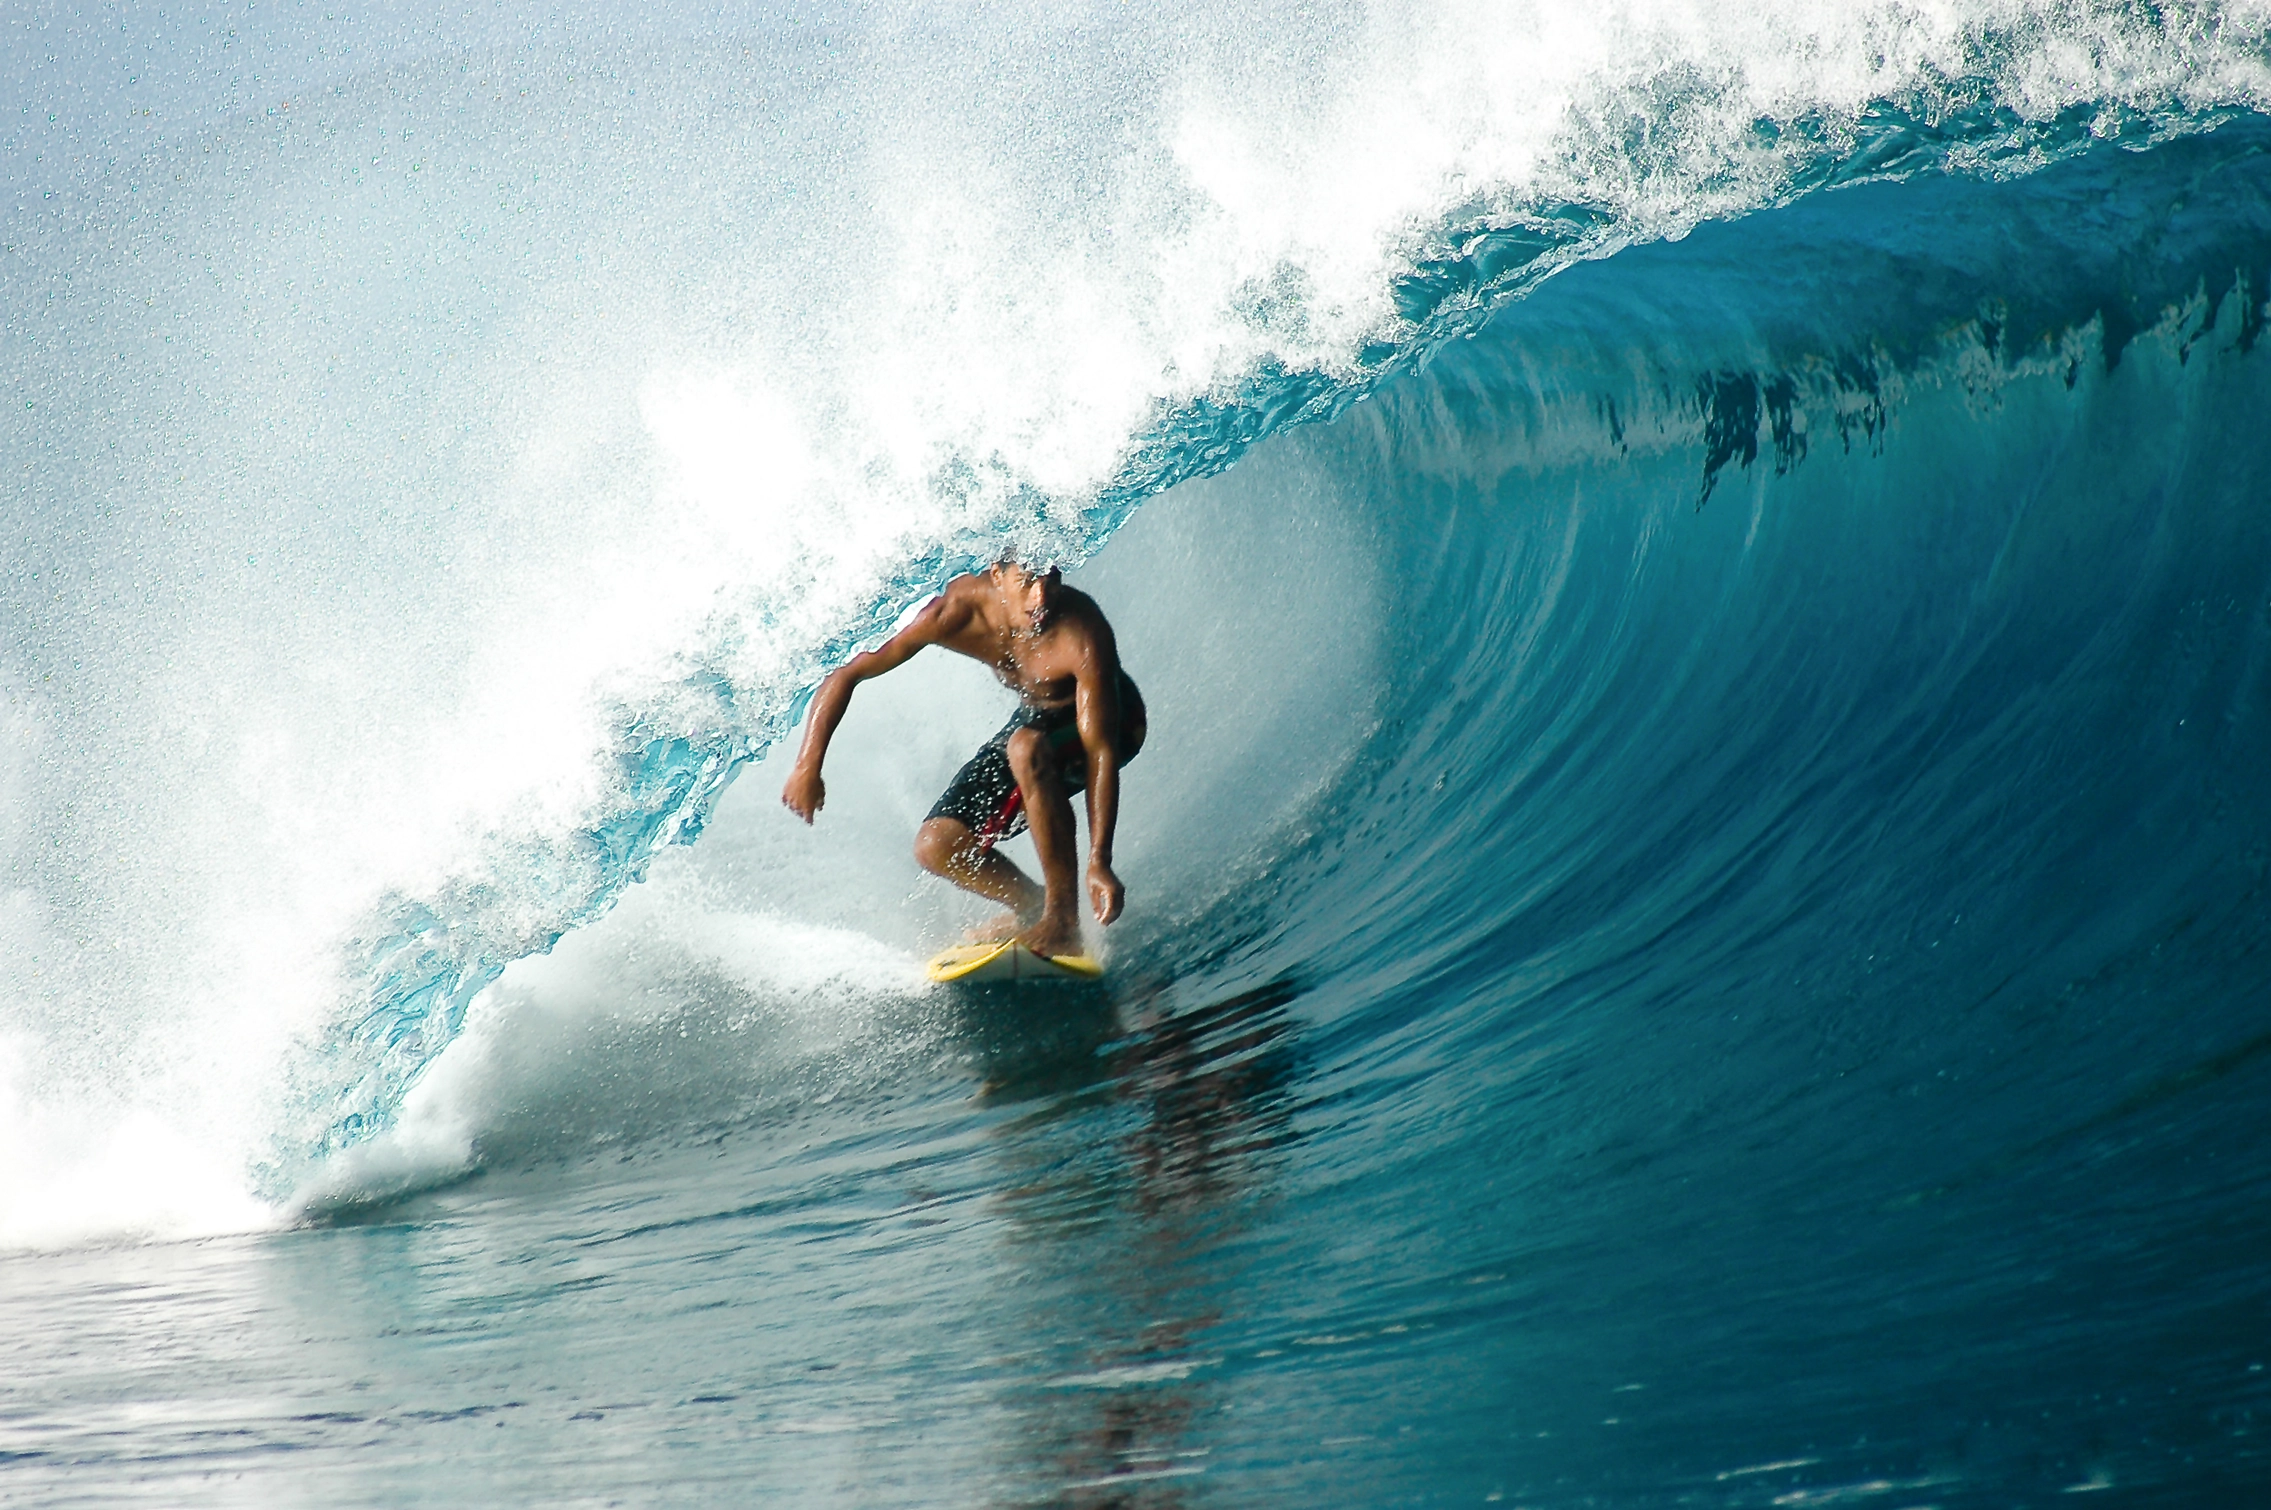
[914,818,975,876]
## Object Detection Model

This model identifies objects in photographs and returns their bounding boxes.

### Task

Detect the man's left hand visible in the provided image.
[1086,860,1124,927]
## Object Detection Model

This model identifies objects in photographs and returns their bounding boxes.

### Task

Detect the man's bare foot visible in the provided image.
[1016,915,1083,960]
[966,910,1029,943]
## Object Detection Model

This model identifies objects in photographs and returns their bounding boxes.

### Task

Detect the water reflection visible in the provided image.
[954,974,1302,1506]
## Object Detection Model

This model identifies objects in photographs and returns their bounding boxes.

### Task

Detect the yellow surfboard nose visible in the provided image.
[925,940,1105,983]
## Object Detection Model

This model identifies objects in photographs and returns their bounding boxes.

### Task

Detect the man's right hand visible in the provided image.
[781,764,826,823]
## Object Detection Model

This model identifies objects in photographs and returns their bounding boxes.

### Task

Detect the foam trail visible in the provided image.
[4,0,2269,1243]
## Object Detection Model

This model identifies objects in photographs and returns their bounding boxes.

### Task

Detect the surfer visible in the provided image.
[779,556,1146,960]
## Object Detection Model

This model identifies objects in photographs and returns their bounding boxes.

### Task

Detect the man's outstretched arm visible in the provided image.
[781,600,945,823]
[1074,648,1125,926]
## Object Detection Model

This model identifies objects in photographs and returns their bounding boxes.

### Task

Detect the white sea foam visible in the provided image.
[3,0,2265,1245]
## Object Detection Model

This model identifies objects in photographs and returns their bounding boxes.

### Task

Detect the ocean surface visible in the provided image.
[6,2,2271,1504]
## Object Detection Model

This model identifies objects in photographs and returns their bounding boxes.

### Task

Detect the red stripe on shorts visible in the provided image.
[979,788,1023,848]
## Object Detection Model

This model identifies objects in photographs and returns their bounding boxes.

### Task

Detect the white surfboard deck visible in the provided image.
[925,939,1105,983]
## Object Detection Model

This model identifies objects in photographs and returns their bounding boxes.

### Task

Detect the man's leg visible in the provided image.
[914,817,1044,936]
[1003,725,1081,957]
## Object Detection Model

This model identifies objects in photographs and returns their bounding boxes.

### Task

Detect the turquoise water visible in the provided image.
[6,3,2271,1503]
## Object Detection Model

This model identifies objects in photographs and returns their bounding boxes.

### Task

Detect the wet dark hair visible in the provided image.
[992,547,1060,575]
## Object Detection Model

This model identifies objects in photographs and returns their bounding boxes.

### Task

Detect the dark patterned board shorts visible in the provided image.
[925,673,1141,848]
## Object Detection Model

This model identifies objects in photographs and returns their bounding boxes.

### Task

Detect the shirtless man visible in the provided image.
[779,557,1146,960]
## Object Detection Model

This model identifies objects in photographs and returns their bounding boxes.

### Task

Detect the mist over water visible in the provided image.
[6,1,2271,1503]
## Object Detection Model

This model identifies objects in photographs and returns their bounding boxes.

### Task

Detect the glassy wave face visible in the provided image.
[5,3,2271,1504]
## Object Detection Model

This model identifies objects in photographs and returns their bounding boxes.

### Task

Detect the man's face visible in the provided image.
[995,563,1060,632]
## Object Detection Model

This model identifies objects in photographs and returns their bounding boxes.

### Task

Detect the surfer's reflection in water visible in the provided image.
[955,976,1301,1505]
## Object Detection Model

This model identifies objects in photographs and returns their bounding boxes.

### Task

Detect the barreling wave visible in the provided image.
[282,94,2271,1189]
[5,0,2271,1234]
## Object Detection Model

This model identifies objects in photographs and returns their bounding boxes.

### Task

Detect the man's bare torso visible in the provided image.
[927,572,1115,710]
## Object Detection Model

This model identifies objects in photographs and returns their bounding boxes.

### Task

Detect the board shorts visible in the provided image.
[925,672,1142,848]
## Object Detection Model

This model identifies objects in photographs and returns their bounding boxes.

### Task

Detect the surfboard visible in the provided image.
[925,939,1105,983]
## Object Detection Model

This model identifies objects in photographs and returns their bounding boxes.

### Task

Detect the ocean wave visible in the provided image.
[5,0,2271,1234]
